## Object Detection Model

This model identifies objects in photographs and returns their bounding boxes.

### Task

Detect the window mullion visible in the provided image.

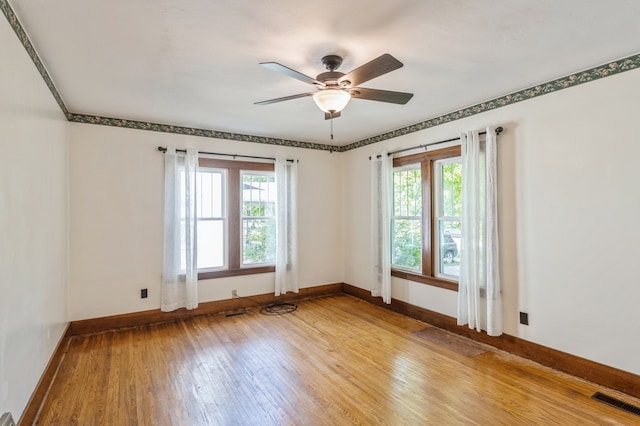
[421,160,432,276]
[227,169,241,269]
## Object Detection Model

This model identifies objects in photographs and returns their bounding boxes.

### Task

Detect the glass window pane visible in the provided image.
[198,172,212,218]
[438,220,461,278]
[391,219,421,270]
[242,173,276,217]
[198,220,225,269]
[392,165,421,271]
[440,162,462,217]
[393,168,421,217]
[242,218,276,265]
[198,170,224,218]
[242,171,276,266]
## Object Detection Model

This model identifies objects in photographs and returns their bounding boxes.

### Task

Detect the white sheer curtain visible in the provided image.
[371,152,392,304]
[457,127,502,336]
[275,158,299,295]
[162,147,199,312]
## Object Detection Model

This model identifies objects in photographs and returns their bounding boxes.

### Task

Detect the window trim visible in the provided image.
[197,158,275,280]
[391,145,461,291]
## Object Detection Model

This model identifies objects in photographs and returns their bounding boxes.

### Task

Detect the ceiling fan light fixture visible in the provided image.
[312,89,351,113]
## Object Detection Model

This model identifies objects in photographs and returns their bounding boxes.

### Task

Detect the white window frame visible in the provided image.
[240,170,276,268]
[196,167,228,271]
[391,164,422,272]
[433,156,462,280]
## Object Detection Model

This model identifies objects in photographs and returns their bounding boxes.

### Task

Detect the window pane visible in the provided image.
[438,221,461,278]
[392,166,421,271]
[440,162,461,217]
[393,168,421,217]
[242,218,276,265]
[195,169,226,270]
[198,220,225,269]
[242,173,276,217]
[198,170,224,218]
[242,172,276,266]
[392,219,421,270]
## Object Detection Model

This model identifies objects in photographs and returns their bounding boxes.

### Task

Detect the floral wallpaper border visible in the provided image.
[67,114,336,152]
[3,0,640,153]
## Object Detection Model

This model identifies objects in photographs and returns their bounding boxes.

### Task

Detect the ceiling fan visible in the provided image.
[255,53,413,119]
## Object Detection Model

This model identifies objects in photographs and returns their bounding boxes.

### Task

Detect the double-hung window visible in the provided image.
[391,165,422,270]
[197,168,226,269]
[241,171,276,266]
[434,157,462,280]
[391,145,462,290]
[197,158,276,279]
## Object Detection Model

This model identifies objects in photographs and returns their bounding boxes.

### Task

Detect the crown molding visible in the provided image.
[3,0,639,153]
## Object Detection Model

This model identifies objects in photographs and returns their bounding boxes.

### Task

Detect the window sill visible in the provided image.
[391,269,459,291]
[198,265,275,280]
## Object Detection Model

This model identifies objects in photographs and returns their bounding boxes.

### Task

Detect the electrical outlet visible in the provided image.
[519,311,529,325]
[141,288,148,299]
[232,290,238,298]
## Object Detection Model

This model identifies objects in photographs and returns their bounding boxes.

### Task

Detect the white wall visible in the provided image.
[0,20,69,419]
[343,68,640,375]
[68,124,344,320]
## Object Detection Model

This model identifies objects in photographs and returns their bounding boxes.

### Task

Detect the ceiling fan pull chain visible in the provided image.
[330,115,334,141]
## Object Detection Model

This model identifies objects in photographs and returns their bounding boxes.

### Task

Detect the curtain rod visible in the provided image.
[157,146,296,163]
[368,126,504,160]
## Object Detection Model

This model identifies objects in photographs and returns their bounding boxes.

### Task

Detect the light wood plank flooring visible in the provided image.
[36,295,640,425]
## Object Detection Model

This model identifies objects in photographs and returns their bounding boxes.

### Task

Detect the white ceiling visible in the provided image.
[9,0,640,146]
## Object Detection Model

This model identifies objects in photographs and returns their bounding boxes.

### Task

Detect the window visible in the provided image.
[391,165,422,271]
[197,159,276,279]
[241,172,276,266]
[434,158,462,280]
[391,145,462,291]
[197,168,226,269]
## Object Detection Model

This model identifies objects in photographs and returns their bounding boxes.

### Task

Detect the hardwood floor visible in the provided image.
[36,295,639,425]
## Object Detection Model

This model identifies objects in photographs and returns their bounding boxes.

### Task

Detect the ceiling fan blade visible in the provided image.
[254,93,313,105]
[260,62,321,86]
[349,87,413,104]
[324,111,341,120]
[339,54,403,87]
